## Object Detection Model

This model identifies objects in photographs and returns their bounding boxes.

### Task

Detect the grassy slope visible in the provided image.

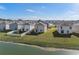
[0,27,79,50]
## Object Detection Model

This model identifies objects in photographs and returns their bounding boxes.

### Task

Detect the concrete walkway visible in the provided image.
[6,30,20,36]
[21,29,34,37]
[7,30,15,35]
[7,28,34,37]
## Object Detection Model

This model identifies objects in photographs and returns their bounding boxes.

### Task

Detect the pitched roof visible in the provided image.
[35,21,47,26]
[58,21,73,26]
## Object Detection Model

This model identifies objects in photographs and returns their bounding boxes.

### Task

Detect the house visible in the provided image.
[5,22,11,30]
[47,23,55,28]
[34,21,47,33]
[72,23,79,33]
[0,22,6,31]
[23,22,35,31]
[9,22,18,30]
[57,22,73,34]
[17,22,24,31]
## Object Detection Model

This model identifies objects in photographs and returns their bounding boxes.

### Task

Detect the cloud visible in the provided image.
[26,9,35,13]
[0,6,6,10]
[57,4,79,20]
[25,8,43,15]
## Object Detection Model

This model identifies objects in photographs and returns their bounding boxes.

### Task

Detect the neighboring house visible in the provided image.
[47,23,54,28]
[17,22,35,32]
[9,22,18,30]
[5,22,11,30]
[57,22,73,34]
[17,22,24,31]
[34,21,47,33]
[23,23,34,31]
[72,23,79,33]
[0,22,6,31]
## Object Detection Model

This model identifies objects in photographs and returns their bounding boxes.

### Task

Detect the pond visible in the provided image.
[0,41,79,55]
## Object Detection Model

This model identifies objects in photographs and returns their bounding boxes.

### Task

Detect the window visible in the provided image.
[40,29,42,32]
[70,26,72,29]
[3,27,5,30]
[67,30,69,34]
[61,26,62,29]
[61,30,64,33]
[22,28,24,31]
[15,27,17,30]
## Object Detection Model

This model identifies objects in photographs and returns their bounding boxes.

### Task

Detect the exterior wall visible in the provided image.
[24,24,30,31]
[57,26,72,34]
[17,24,24,31]
[0,24,6,31]
[24,24,35,31]
[5,24,10,30]
[9,23,18,30]
[72,24,79,33]
[30,25,35,30]
[34,24,47,33]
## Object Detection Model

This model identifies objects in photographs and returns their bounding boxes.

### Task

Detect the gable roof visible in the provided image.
[35,21,47,27]
[58,21,73,26]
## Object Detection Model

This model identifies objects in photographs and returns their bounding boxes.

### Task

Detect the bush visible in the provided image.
[28,30,43,35]
[53,31,71,38]
[72,32,79,37]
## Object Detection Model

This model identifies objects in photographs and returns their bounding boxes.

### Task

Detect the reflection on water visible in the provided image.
[0,42,79,55]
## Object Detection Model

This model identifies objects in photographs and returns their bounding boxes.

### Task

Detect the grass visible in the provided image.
[0,27,79,50]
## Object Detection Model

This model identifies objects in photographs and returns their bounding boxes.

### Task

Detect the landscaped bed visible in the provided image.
[53,31,72,38]
[0,27,79,50]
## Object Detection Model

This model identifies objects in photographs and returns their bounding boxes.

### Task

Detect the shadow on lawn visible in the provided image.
[52,31,71,38]
[1,29,12,33]
[72,33,79,37]
[13,30,26,34]
[27,30,43,36]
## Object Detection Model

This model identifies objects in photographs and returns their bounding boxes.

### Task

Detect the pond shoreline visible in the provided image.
[0,41,79,52]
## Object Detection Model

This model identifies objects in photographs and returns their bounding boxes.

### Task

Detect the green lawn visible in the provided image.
[0,27,79,50]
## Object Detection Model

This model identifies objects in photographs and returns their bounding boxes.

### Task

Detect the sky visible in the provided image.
[0,3,79,20]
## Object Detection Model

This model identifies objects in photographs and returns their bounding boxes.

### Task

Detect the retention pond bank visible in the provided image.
[0,41,79,55]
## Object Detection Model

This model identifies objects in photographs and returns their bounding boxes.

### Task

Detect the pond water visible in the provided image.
[0,42,79,55]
